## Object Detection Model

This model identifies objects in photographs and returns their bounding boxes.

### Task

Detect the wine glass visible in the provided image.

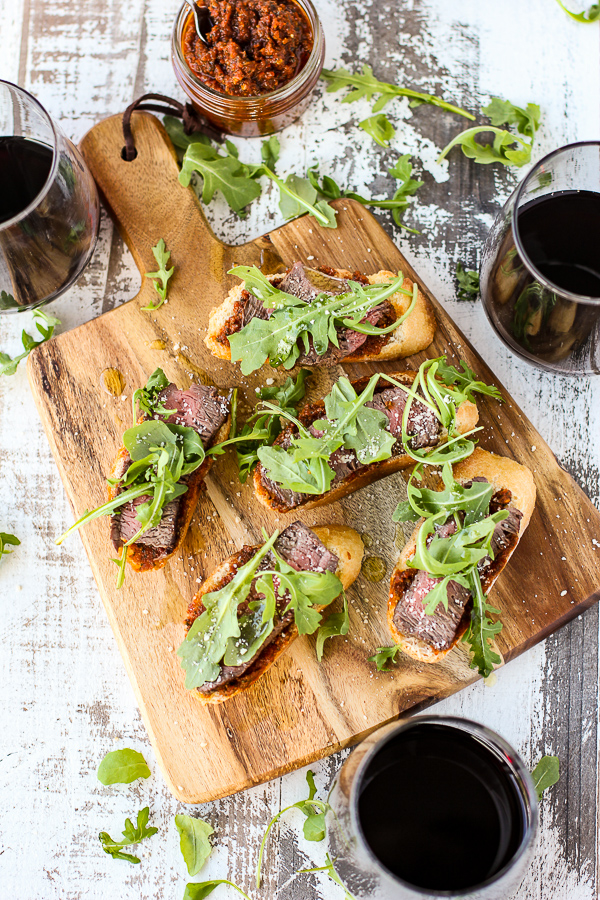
[479,141,600,375]
[0,80,99,312]
[326,716,538,900]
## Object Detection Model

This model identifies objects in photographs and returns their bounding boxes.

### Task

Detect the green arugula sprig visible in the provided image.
[233,371,308,483]
[393,461,506,677]
[308,155,424,231]
[130,367,175,424]
[0,308,61,377]
[0,291,19,311]
[177,530,344,690]
[438,97,541,168]
[257,771,332,888]
[0,532,20,565]
[532,755,560,799]
[359,113,395,146]
[175,814,214,876]
[142,239,174,311]
[228,266,414,375]
[97,748,151,785]
[555,0,600,20]
[369,645,401,670]
[321,65,475,119]
[183,881,252,900]
[56,369,224,588]
[456,263,480,301]
[99,807,158,864]
[299,854,358,900]
[178,140,337,228]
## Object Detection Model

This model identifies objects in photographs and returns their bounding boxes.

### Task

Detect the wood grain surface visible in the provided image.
[2,1,600,898]
[25,110,600,804]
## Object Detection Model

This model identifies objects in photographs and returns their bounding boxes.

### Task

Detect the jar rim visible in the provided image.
[0,80,59,232]
[511,140,600,305]
[172,0,323,107]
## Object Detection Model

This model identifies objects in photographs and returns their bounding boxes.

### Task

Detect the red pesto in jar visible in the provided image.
[182,0,313,97]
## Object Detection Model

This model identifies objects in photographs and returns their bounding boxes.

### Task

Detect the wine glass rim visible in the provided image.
[0,80,59,232]
[512,139,600,305]
[348,715,539,897]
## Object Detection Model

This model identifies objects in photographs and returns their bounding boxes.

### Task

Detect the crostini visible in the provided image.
[205,261,436,374]
[388,448,536,674]
[253,358,492,513]
[178,521,363,703]
[56,369,231,585]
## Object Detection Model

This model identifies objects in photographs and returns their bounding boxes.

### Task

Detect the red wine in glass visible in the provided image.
[0,81,99,312]
[480,142,600,375]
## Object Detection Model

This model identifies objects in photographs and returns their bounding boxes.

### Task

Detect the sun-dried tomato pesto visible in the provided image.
[182,0,313,97]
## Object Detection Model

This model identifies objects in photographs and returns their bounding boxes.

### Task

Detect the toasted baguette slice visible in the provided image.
[205,266,436,365]
[187,525,364,704]
[253,371,479,512]
[108,413,231,574]
[388,448,536,664]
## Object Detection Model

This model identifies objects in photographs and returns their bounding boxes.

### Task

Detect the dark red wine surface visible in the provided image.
[518,190,600,297]
[357,723,525,892]
[0,136,54,224]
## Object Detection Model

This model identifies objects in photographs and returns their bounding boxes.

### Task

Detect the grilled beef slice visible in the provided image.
[111,383,229,554]
[392,485,522,651]
[258,383,440,511]
[196,521,339,693]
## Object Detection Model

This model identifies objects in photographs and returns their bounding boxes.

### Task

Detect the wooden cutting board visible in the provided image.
[27,112,600,803]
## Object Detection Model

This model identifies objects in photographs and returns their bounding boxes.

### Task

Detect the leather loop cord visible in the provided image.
[121,92,221,160]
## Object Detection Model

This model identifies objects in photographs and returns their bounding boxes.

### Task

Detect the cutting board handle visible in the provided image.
[79,111,222,279]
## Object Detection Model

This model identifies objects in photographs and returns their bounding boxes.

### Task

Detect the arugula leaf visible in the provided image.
[321,65,475,119]
[131,367,172,423]
[0,291,19,310]
[97,748,151,785]
[180,142,262,215]
[369,646,401,671]
[0,532,20,565]
[456,263,480,301]
[482,98,541,141]
[0,308,61,377]
[532,755,560,800]
[463,570,502,678]
[163,116,213,151]
[142,239,174,311]
[178,532,279,689]
[438,125,534,167]
[183,881,252,900]
[308,155,423,231]
[227,266,410,374]
[394,463,493,525]
[316,593,349,660]
[261,135,280,171]
[299,854,358,900]
[229,371,308,482]
[555,0,600,21]
[439,97,541,168]
[261,166,337,228]
[256,770,332,888]
[99,807,158,864]
[359,113,395,147]
[177,532,343,689]
[435,357,502,403]
[175,814,214,876]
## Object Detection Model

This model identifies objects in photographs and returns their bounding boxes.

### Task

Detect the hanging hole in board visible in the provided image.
[121,146,138,161]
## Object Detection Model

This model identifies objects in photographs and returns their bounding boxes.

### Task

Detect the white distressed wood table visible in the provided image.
[0,1,599,898]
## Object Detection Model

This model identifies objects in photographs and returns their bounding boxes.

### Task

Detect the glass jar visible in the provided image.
[170,0,325,137]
